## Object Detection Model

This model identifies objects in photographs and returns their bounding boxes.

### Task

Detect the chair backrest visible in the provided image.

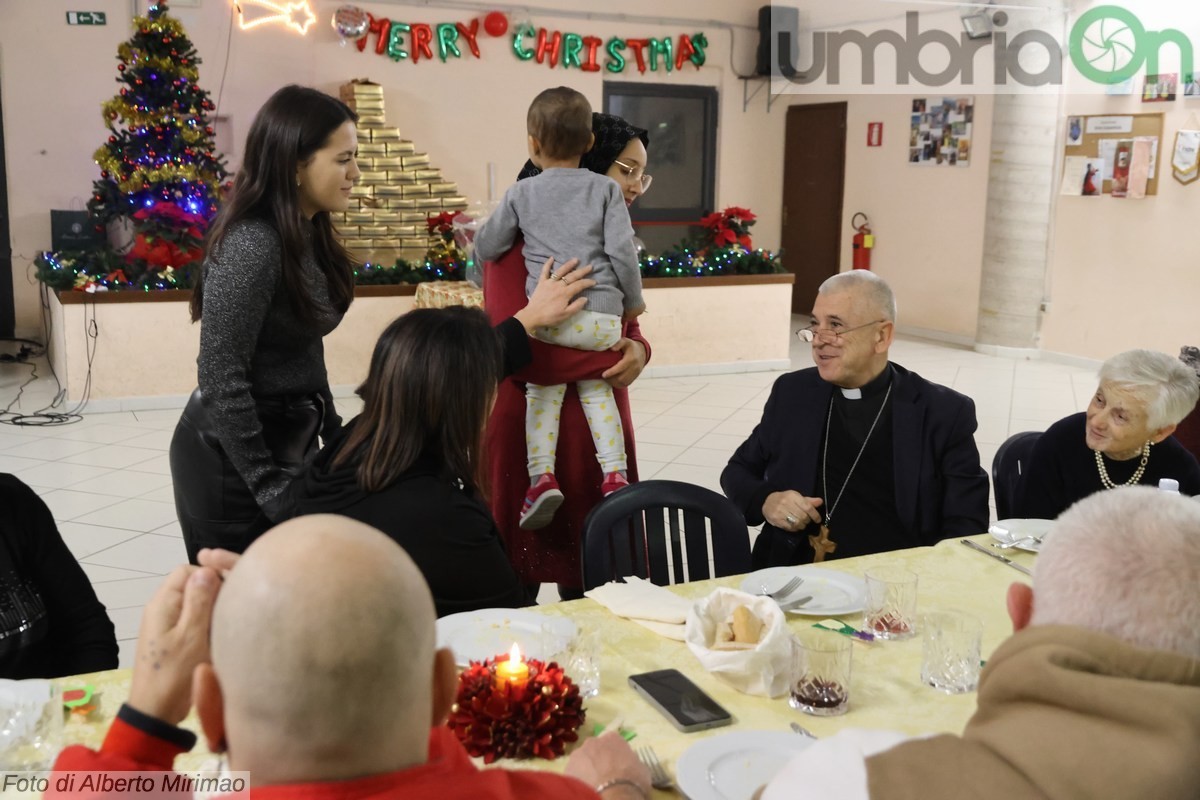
[992,431,1042,520]
[581,480,753,591]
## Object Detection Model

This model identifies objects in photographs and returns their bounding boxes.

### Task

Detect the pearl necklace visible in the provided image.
[1094,441,1151,490]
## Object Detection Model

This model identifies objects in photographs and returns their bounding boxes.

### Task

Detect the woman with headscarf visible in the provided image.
[485,112,654,599]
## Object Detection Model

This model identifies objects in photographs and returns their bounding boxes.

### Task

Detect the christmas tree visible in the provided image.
[37,1,227,291]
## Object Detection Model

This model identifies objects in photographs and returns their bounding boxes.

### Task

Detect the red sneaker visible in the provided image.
[519,473,564,530]
[601,471,629,497]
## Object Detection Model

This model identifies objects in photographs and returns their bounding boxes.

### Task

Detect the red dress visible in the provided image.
[484,243,650,588]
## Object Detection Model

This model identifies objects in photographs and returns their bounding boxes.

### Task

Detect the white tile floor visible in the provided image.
[0,326,1097,668]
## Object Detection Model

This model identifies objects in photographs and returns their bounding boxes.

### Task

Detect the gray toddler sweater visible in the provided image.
[474,168,644,317]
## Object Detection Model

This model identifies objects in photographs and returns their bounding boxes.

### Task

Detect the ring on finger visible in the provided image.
[550,274,563,281]
[785,514,798,525]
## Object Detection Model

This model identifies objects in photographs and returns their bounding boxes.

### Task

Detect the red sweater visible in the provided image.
[483,242,650,587]
[51,707,599,799]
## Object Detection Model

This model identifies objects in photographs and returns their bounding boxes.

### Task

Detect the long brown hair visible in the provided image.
[333,307,503,493]
[191,85,357,324]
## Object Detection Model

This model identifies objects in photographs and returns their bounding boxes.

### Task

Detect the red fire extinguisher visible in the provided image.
[851,212,874,270]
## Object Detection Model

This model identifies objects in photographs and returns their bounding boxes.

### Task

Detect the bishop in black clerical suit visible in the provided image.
[721,272,990,568]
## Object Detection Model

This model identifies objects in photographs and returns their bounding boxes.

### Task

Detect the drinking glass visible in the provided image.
[920,610,982,693]
[863,567,918,640]
[788,630,852,716]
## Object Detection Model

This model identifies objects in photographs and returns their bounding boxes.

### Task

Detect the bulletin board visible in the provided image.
[1063,112,1164,195]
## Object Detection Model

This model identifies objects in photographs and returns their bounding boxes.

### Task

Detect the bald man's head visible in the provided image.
[210,515,437,772]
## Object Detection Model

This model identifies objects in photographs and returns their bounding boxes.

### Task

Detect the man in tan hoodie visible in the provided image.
[760,485,1200,800]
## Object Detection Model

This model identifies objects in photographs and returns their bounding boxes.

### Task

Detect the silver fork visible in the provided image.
[758,575,802,600]
[993,535,1044,550]
[637,745,673,790]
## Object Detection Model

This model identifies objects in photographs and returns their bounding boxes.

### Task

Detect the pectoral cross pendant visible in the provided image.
[809,524,838,563]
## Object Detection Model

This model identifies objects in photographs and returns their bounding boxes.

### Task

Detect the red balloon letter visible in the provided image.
[625,38,650,73]
[411,23,434,62]
[675,34,696,71]
[581,36,603,72]
[535,28,563,67]
[456,19,481,58]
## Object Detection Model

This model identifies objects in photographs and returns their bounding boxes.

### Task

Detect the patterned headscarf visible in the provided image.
[517,112,650,180]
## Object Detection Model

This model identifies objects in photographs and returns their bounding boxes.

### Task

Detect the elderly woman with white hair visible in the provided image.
[1015,349,1200,519]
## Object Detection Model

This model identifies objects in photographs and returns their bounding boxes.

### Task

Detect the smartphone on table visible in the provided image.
[628,669,734,733]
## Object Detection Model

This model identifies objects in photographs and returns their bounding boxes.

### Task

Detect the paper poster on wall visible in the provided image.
[1067,116,1084,145]
[1128,139,1152,198]
[908,96,972,167]
[1172,130,1200,184]
[1061,157,1090,196]
[1098,139,1118,180]
[1111,140,1133,197]
[1087,116,1134,134]
[1143,73,1177,102]
[1185,74,1200,98]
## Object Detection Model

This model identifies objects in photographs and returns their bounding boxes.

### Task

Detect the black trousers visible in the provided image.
[170,389,322,564]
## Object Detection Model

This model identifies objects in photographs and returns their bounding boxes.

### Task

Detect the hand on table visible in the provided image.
[763,490,824,532]
[602,339,648,389]
[513,257,596,334]
[564,732,652,799]
[126,565,221,726]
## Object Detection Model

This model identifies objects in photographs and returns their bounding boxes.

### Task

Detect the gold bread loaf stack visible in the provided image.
[335,79,470,265]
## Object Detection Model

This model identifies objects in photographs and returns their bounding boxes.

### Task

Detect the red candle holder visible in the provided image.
[446,655,587,763]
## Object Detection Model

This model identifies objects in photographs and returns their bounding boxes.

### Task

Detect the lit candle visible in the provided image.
[494,642,530,692]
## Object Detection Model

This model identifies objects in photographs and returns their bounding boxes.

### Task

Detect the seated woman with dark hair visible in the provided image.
[1015,349,1200,519]
[1,474,118,679]
[286,304,560,617]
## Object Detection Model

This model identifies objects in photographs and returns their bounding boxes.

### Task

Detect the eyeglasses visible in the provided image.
[797,319,887,344]
[612,158,653,192]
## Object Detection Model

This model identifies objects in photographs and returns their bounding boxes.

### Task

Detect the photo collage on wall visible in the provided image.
[908,97,973,167]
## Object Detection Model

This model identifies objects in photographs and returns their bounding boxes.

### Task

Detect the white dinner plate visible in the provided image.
[989,518,1055,553]
[436,608,577,667]
[738,566,867,616]
[677,730,813,800]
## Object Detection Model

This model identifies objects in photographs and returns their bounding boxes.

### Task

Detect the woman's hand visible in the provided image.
[602,338,647,388]
[512,257,596,335]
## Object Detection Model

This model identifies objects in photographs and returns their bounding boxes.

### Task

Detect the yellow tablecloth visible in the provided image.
[413,281,484,309]
[52,534,1036,792]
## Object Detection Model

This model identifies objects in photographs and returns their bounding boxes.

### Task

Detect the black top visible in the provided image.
[722,363,990,568]
[0,474,118,679]
[286,434,534,618]
[283,316,535,618]
[196,219,344,507]
[817,367,909,559]
[1014,412,1200,519]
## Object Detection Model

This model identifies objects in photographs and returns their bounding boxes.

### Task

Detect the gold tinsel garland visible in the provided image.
[101,97,209,134]
[116,43,200,80]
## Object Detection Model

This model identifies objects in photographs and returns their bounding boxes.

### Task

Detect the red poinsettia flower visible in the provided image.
[725,206,757,222]
[700,211,724,229]
[427,211,456,234]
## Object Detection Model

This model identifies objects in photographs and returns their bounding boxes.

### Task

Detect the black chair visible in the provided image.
[992,431,1042,519]
[581,480,753,591]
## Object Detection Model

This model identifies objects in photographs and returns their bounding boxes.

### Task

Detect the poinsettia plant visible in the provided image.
[700,206,757,250]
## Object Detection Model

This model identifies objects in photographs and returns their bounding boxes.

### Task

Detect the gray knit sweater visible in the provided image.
[196,219,344,507]
[474,168,644,317]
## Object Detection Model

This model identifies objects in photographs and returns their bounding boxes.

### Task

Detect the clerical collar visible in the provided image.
[837,364,892,401]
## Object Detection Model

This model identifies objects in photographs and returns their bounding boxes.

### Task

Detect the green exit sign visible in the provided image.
[66,11,107,25]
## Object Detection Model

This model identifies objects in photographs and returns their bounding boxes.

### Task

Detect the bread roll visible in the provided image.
[731,605,764,644]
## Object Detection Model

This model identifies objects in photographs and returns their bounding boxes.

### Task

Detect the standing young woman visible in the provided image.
[170,85,360,562]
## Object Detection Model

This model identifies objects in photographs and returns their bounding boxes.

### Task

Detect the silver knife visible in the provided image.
[780,595,814,612]
[962,539,1032,575]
